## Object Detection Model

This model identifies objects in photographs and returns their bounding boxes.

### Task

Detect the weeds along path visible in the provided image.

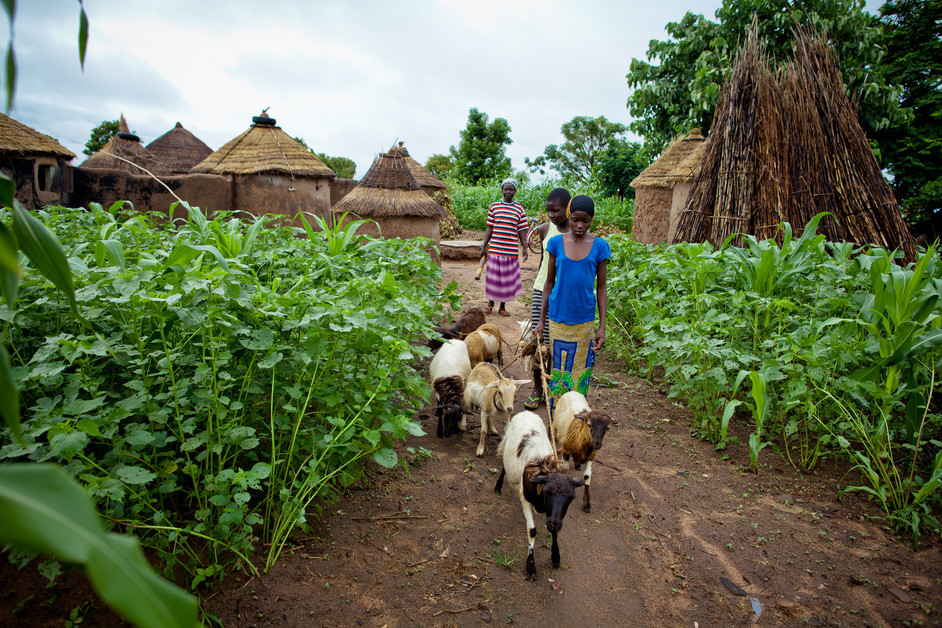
[205,257,942,627]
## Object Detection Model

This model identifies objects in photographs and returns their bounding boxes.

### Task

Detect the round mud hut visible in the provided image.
[630,128,707,244]
[389,141,446,197]
[332,149,446,252]
[192,111,336,220]
[80,114,170,177]
[0,112,75,208]
[146,122,213,174]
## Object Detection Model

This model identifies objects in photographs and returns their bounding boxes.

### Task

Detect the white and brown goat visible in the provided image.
[429,339,472,438]
[462,362,529,457]
[464,323,503,368]
[552,391,613,513]
[495,411,584,581]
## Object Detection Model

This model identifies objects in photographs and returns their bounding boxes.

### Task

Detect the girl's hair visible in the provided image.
[546,187,571,206]
[567,194,595,218]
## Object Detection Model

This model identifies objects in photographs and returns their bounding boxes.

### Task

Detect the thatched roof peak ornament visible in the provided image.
[385,140,446,190]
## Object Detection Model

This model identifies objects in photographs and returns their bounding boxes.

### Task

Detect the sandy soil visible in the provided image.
[4,256,942,627]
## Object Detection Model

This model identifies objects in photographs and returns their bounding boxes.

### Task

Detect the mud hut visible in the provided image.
[332,148,446,251]
[0,112,75,208]
[146,122,213,174]
[80,115,170,177]
[630,129,707,244]
[192,111,336,219]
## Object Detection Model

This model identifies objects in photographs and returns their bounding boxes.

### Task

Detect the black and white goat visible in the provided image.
[429,340,471,438]
[495,411,584,581]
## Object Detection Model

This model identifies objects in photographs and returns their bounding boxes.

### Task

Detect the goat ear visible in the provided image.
[575,410,591,421]
[484,382,499,390]
[513,379,531,386]
[571,476,586,488]
[531,474,549,485]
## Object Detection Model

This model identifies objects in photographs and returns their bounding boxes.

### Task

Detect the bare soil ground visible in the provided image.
[4,257,942,627]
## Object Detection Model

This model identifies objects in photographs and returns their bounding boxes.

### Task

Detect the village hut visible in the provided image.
[146,122,213,174]
[388,141,446,197]
[673,24,916,261]
[629,129,707,244]
[192,110,336,219]
[0,112,75,208]
[332,148,446,251]
[80,115,170,177]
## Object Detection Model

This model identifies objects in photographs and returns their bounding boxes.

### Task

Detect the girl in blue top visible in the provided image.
[535,195,611,400]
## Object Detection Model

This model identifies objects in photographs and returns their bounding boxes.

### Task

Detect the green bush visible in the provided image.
[0,203,456,583]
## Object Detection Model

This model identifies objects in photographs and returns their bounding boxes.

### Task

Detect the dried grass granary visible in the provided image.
[80,115,170,176]
[333,148,446,250]
[146,122,213,174]
[0,112,75,208]
[389,141,446,197]
[192,111,336,219]
[630,129,707,244]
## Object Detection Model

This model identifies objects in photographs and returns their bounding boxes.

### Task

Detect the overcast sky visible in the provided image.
[5,1,881,179]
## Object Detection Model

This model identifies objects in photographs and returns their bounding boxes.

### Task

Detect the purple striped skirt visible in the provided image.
[485,255,522,302]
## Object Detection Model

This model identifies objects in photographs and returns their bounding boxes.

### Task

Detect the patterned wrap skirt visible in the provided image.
[548,319,595,398]
[485,255,522,302]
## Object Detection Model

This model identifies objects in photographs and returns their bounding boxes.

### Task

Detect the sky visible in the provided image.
[4,0,882,179]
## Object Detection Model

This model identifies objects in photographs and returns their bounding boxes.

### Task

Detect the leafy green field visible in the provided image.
[606,215,942,546]
[1,203,456,586]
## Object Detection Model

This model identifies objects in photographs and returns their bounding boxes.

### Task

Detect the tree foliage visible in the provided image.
[83,119,119,156]
[317,153,356,179]
[525,115,628,183]
[448,108,513,184]
[424,154,455,179]
[873,0,942,224]
[597,139,648,200]
[626,0,908,157]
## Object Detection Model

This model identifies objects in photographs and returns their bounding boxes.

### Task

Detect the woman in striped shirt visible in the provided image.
[479,179,529,316]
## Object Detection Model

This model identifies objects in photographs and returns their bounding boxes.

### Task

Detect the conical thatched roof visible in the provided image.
[630,129,707,189]
[0,112,74,159]
[80,114,170,176]
[333,152,446,218]
[388,141,446,190]
[192,111,335,178]
[146,122,213,174]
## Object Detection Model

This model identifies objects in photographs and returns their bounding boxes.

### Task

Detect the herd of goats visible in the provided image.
[426,308,613,580]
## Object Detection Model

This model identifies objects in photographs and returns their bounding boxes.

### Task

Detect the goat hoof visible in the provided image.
[574,463,582,471]
[583,504,591,514]
[476,449,484,457]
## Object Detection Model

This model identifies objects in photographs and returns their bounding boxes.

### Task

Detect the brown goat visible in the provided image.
[427,308,487,350]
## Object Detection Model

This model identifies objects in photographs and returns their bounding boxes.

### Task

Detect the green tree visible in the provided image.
[83,119,119,156]
[597,139,648,200]
[424,153,455,179]
[626,0,908,157]
[449,108,513,184]
[525,115,628,183]
[873,0,942,224]
[317,153,356,179]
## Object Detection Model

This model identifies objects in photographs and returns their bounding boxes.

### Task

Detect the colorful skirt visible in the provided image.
[485,255,522,303]
[548,319,595,397]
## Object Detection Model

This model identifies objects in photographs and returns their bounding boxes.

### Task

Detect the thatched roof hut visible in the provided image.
[333,150,446,253]
[146,122,213,174]
[334,151,446,219]
[80,115,170,176]
[192,112,335,178]
[388,141,446,194]
[630,129,707,243]
[0,112,75,208]
[0,112,75,160]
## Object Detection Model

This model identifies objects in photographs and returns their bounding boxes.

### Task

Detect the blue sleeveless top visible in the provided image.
[546,235,611,325]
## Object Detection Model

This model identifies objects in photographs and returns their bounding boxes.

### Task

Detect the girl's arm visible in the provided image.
[593,259,608,350]
[535,252,556,340]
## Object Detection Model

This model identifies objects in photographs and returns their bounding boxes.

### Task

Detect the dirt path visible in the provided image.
[205,257,942,627]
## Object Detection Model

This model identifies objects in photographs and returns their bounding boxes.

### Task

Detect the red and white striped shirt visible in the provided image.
[486,201,527,257]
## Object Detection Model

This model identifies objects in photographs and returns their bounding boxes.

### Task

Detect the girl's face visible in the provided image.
[546,200,566,225]
[568,210,593,236]
[502,184,516,202]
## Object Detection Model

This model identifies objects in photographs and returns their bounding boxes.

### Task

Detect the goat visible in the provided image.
[427,308,487,351]
[552,391,613,513]
[462,362,530,457]
[429,340,472,438]
[465,323,503,368]
[495,411,584,581]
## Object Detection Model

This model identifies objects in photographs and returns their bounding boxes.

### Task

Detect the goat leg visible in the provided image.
[550,531,561,569]
[583,460,592,513]
[525,547,537,581]
[494,467,505,494]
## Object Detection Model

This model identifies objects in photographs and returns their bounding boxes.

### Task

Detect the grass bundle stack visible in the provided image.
[675,22,917,261]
